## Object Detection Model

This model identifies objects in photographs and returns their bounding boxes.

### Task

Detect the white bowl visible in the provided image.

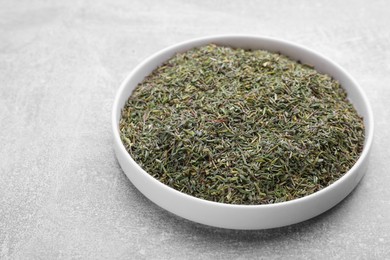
[112,35,374,230]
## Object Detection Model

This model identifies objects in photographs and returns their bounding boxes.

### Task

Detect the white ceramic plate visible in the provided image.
[112,35,374,230]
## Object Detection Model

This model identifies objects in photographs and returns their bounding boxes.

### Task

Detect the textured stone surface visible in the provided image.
[1,0,389,259]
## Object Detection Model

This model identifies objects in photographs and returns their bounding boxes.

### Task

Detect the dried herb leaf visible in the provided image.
[119,44,365,205]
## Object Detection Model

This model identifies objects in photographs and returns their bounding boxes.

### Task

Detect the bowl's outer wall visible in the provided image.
[113,35,373,229]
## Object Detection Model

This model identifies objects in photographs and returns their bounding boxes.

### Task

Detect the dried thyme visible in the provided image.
[119,44,365,205]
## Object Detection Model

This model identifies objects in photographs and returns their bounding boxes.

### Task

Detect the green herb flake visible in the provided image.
[119,44,365,205]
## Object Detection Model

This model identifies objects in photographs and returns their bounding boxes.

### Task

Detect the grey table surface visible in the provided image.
[1,0,389,259]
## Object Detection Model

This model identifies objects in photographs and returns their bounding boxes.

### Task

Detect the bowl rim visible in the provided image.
[112,34,374,210]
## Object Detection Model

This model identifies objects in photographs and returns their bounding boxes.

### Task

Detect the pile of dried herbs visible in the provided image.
[120,44,365,205]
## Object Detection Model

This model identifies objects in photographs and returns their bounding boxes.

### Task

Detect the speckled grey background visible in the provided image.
[1,0,389,259]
